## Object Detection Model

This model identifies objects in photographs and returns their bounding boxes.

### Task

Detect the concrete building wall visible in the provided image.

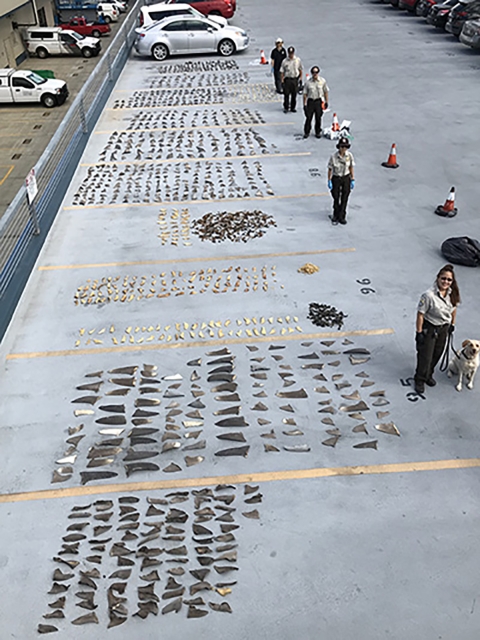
[0,0,56,67]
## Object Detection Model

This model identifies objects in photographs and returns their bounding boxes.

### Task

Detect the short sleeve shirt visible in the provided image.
[303,76,329,101]
[271,46,286,70]
[280,56,302,78]
[327,151,355,177]
[417,285,455,326]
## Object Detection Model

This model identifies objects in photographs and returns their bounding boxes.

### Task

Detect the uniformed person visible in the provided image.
[303,66,329,138]
[270,37,286,94]
[327,137,355,225]
[414,265,460,395]
[280,46,302,113]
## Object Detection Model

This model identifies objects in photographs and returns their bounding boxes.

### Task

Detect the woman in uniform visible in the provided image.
[327,137,355,225]
[414,264,460,395]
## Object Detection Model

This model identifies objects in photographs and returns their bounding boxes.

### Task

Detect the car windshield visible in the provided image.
[28,72,47,85]
[71,31,85,40]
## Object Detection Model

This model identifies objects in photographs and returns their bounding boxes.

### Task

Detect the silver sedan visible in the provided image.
[134,15,249,60]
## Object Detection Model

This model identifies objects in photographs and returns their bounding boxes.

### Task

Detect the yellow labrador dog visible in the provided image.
[447,339,480,391]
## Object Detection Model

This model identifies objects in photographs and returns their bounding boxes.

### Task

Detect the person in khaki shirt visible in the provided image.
[327,137,355,225]
[303,66,329,138]
[280,46,302,113]
[414,265,459,395]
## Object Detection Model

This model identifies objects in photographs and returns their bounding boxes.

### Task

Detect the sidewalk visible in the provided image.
[0,6,134,221]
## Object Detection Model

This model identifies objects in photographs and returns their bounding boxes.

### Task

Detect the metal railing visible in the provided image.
[0,0,144,340]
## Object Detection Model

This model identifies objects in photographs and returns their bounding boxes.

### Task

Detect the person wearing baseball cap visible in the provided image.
[270,38,286,94]
[327,137,355,225]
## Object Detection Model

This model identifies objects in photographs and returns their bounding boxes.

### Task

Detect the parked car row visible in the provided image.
[380,0,480,49]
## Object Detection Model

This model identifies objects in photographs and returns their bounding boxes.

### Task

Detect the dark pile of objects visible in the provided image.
[191,210,276,243]
[307,303,347,330]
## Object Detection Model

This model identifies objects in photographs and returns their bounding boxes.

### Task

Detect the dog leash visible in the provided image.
[439,331,460,372]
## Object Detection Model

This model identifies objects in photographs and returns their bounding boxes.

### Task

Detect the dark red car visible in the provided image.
[164,0,235,19]
[398,0,420,11]
[416,0,438,17]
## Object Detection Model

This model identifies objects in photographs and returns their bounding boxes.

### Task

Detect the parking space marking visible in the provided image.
[80,151,311,168]
[38,247,355,271]
[64,191,330,211]
[6,328,394,360]
[94,122,295,134]
[1,457,478,504]
[0,165,15,186]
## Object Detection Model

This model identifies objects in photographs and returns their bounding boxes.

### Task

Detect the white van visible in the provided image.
[97,2,119,22]
[139,2,227,27]
[24,27,101,58]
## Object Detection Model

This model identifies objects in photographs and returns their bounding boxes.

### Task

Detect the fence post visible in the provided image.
[27,196,40,236]
[79,96,88,134]
[107,52,113,82]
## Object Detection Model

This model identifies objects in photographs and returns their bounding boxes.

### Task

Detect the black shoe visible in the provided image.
[426,377,436,387]
[339,219,347,225]
[283,109,288,113]
[303,133,309,139]
[315,133,321,139]
[291,108,297,112]
[414,381,425,394]
[330,216,338,226]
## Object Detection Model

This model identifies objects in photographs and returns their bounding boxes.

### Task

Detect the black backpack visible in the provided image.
[441,237,480,267]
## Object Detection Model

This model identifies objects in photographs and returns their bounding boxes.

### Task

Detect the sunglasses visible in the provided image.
[440,277,453,282]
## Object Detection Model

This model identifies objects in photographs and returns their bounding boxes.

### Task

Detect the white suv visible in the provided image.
[139,2,227,27]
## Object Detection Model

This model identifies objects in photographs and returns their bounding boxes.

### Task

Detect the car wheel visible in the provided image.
[36,47,48,59]
[82,47,93,58]
[218,38,235,57]
[152,43,169,61]
[104,15,111,23]
[92,29,101,37]
[41,93,56,108]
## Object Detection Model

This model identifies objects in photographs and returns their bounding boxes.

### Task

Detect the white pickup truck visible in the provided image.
[0,69,69,108]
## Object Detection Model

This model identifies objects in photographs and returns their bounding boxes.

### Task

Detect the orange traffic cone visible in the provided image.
[381,143,399,169]
[435,186,457,218]
[260,50,268,64]
[332,113,340,132]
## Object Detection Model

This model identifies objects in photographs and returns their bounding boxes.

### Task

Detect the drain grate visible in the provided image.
[33,124,42,130]
[23,138,32,144]
[12,153,22,159]
[42,112,50,117]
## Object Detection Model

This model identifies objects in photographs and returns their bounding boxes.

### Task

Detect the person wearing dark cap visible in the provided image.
[327,137,355,225]
[280,46,302,113]
[303,66,329,139]
[270,37,286,94]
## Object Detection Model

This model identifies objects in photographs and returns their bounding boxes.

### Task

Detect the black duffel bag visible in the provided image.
[441,236,480,267]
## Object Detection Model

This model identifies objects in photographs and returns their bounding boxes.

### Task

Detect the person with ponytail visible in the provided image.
[414,264,460,395]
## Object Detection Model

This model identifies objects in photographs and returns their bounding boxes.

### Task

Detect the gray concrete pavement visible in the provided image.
[1,0,480,638]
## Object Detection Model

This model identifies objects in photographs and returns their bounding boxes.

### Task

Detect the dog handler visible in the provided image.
[414,264,460,395]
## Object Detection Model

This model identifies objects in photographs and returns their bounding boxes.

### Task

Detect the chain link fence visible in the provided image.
[0,0,145,339]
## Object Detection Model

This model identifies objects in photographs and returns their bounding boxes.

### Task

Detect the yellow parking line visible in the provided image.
[94,122,295,134]
[0,165,14,186]
[38,247,355,271]
[0,457,477,504]
[64,192,329,211]
[6,328,394,361]
[80,151,311,168]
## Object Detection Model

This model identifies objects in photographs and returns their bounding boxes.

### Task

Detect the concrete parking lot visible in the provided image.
[1,0,480,638]
[0,6,132,221]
